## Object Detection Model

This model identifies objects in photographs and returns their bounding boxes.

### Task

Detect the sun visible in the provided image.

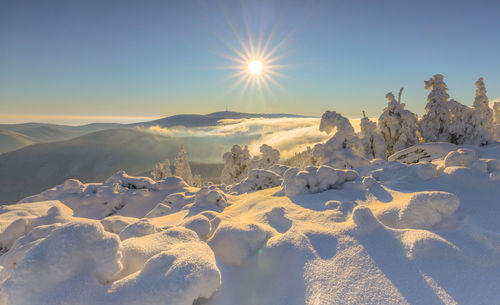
[248,60,263,76]
[218,27,288,97]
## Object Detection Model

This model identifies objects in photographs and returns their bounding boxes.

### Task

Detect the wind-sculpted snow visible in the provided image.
[1,143,500,304]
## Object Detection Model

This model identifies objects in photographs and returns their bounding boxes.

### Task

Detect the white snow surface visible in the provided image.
[2,143,500,304]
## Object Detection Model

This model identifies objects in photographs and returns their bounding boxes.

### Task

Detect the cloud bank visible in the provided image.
[140,117,367,160]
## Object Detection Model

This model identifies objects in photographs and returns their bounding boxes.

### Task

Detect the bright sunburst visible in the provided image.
[220,28,288,98]
[248,60,263,76]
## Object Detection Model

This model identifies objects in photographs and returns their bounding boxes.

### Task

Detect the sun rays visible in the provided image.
[219,24,289,99]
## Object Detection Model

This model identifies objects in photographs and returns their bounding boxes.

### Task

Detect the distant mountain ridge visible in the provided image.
[0,112,309,154]
[128,111,309,128]
[0,122,122,154]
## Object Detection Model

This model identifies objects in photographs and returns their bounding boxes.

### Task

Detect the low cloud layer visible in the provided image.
[140,117,366,161]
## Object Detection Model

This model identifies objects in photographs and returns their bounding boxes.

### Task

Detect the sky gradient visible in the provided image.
[1,0,500,124]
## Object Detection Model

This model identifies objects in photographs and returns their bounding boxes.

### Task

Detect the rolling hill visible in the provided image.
[0,128,226,204]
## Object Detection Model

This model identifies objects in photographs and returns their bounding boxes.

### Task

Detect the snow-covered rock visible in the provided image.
[193,187,228,209]
[231,169,282,193]
[388,142,457,164]
[281,166,359,196]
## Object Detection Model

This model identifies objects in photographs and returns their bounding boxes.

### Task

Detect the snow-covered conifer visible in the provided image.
[220,145,251,185]
[151,159,172,181]
[358,111,386,159]
[174,145,193,185]
[418,74,451,142]
[377,89,419,156]
[470,77,494,144]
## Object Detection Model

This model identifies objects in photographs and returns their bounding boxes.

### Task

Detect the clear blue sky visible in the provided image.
[1,0,500,123]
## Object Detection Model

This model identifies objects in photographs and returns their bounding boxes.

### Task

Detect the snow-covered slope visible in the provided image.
[1,143,500,305]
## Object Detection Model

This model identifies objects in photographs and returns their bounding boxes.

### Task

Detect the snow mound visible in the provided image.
[388,142,457,164]
[0,201,73,251]
[370,161,437,181]
[193,187,228,209]
[398,191,460,229]
[0,222,123,305]
[443,148,488,173]
[281,165,358,196]
[231,169,282,193]
[116,227,201,279]
[100,215,137,234]
[109,242,221,305]
[181,215,211,240]
[119,219,161,240]
[208,221,270,266]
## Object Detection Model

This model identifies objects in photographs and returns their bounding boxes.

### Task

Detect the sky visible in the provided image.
[1,0,500,124]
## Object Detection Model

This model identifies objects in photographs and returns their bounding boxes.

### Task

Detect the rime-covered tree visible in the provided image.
[174,145,193,185]
[358,111,386,159]
[419,74,451,142]
[151,159,172,181]
[220,145,251,185]
[249,144,280,170]
[378,89,419,156]
[470,77,494,144]
[312,111,369,168]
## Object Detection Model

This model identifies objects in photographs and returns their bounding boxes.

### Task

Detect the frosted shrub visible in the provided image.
[151,159,172,181]
[220,145,251,185]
